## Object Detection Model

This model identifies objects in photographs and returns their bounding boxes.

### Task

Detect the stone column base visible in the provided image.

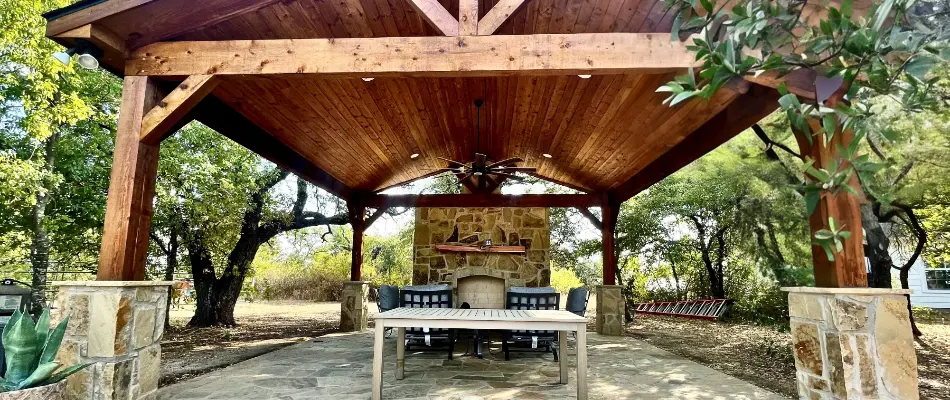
[595,285,624,336]
[784,287,919,400]
[51,281,172,400]
[341,281,370,332]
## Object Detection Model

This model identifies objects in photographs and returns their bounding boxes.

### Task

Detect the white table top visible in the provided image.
[375,307,587,323]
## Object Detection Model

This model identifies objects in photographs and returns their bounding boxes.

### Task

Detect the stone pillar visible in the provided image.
[785,287,919,400]
[595,285,624,336]
[51,281,172,400]
[341,281,369,332]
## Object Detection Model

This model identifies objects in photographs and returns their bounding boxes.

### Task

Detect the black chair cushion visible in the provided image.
[377,285,399,312]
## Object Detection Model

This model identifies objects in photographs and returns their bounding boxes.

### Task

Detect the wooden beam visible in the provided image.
[98,76,162,281]
[365,207,389,229]
[478,0,530,35]
[45,0,157,36]
[348,201,366,281]
[140,75,219,144]
[126,33,696,77]
[191,97,354,200]
[744,68,818,100]
[601,194,620,286]
[459,0,479,35]
[52,24,127,74]
[609,85,781,202]
[434,244,526,253]
[405,0,460,36]
[363,193,599,208]
[794,96,868,288]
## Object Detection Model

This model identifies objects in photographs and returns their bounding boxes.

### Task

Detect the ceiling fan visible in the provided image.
[429,99,537,188]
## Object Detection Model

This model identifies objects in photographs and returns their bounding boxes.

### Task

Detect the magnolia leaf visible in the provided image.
[906,54,938,79]
[872,0,895,32]
[805,188,820,215]
[828,217,837,231]
[669,91,696,106]
[822,114,836,136]
[839,230,852,240]
[814,230,835,240]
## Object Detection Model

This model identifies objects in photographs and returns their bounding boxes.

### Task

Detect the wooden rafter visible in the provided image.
[140,75,219,145]
[125,33,696,77]
[363,193,599,208]
[45,0,157,36]
[745,68,818,100]
[405,0,459,36]
[191,97,353,200]
[478,0,530,35]
[123,0,284,50]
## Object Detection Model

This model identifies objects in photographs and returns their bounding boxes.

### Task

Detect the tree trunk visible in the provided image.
[163,228,178,329]
[862,203,894,288]
[669,258,681,301]
[29,132,59,316]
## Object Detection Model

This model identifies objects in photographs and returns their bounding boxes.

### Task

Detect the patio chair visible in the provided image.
[376,285,399,336]
[502,287,561,361]
[400,284,455,360]
[565,287,590,317]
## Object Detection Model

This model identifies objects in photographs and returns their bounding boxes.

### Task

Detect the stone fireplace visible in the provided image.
[413,207,551,307]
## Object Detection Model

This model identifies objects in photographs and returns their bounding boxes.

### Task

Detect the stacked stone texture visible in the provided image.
[788,289,919,400]
[340,281,369,332]
[51,284,168,400]
[595,285,624,336]
[412,207,551,288]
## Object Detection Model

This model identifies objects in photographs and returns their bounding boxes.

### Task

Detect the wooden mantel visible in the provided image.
[434,244,526,254]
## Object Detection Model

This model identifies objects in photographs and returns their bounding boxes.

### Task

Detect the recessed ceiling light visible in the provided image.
[410,153,419,159]
[361,77,374,82]
[578,74,592,79]
[542,153,553,158]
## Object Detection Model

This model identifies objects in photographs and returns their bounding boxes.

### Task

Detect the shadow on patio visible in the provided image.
[159,331,783,400]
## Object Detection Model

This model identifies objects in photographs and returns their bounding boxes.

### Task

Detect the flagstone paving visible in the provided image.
[158,330,785,399]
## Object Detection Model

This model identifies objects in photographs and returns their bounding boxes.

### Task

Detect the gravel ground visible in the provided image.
[627,314,950,400]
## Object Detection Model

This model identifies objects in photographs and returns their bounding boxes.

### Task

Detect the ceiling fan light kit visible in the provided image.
[430,99,538,192]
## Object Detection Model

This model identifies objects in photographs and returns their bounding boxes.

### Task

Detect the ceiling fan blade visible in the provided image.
[487,157,523,169]
[437,156,467,168]
[426,168,462,173]
[495,167,537,173]
[489,172,525,181]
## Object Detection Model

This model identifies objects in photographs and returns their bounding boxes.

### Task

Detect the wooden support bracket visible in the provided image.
[478,0,530,35]
[405,0,460,36]
[140,75,219,144]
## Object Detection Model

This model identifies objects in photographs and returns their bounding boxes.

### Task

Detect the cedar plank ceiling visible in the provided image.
[87,0,743,192]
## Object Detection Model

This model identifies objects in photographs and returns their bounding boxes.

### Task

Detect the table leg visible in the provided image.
[396,327,406,380]
[558,330,568,384]
[576,325,588,400]
[372,323,385,400]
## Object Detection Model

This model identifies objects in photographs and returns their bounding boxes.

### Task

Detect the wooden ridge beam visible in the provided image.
[478,0,530,35]
[405,0,459,36]
[362,193,600,208]
[140,75,219,144]
[191,97,353,200]
[126,33,696,77]
[608,85,781,202]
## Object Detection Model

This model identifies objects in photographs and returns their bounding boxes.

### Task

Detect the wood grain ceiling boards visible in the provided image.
[104,0,677,45]
[211,74,737,192]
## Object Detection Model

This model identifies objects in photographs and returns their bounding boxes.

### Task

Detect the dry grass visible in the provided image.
[627,314,950,399]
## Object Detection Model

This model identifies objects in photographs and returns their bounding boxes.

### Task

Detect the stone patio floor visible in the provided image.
[158,330,785,400]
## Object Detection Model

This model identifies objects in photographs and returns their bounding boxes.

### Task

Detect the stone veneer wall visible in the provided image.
[51,282,170,400]
[786,287,919,400]
[413,207,550,288]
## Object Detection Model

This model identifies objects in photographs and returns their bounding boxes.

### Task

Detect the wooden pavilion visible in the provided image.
[42,0,867,298]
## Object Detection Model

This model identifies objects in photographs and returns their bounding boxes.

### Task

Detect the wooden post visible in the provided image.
[459,0,478,35]
[601,194,619,286]
[794,112,868,288]
[348,201,366,281]
[97,76,162,281]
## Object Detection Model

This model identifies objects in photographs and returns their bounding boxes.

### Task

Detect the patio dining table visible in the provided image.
[372,307,589,400]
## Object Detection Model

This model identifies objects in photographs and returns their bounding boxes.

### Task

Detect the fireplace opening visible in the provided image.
[456,275,506,309]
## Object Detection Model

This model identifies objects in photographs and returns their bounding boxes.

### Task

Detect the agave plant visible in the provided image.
[0,309,89,392]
